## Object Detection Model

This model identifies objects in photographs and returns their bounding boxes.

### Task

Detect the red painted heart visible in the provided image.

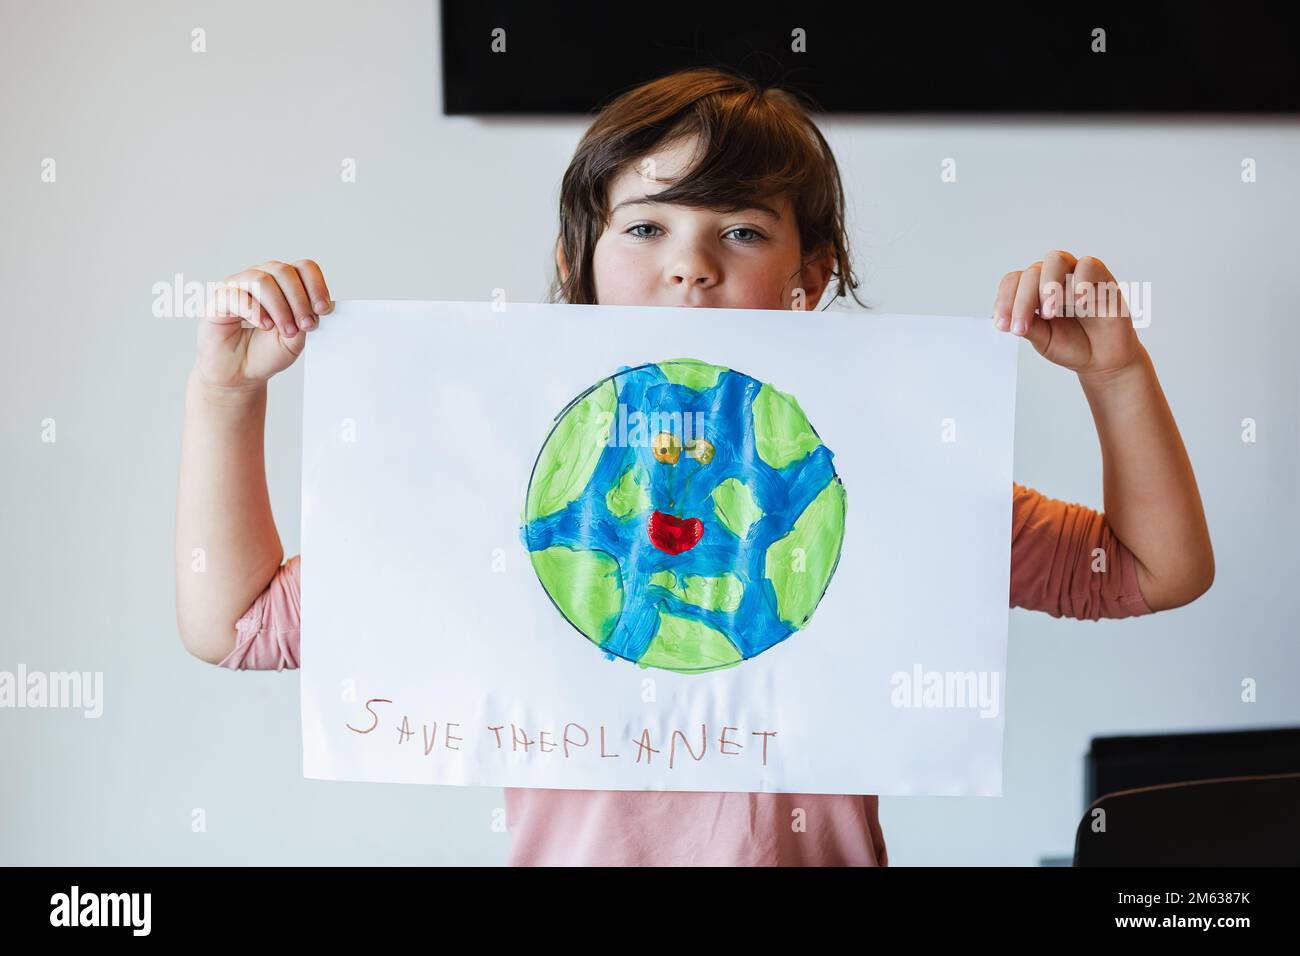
[647,510,704,555]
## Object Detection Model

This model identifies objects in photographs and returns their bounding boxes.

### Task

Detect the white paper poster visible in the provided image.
[299,301,1017,795]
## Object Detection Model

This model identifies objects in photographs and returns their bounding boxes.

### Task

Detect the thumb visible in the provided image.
[1021,311,1053,355]
[246,323,306,377]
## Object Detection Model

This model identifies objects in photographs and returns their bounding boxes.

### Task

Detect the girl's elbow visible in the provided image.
[177,616,236,666]
[1198,554,1216,596]
[1146,555,1215,612]
[1190,544,1217,602]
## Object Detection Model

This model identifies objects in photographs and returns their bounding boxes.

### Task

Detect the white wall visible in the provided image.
[1,0,1296,865]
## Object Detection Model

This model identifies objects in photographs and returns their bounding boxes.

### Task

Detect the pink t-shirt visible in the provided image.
[218,482,1152,865]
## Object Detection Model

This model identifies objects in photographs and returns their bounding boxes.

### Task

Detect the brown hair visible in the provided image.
[549,66,865,310]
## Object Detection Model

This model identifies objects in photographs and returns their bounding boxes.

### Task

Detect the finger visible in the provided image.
[229,268,297,337]
[247,315,308,373]
[1038,249,1077,319]
[1073,256,1128,320]
[261,260,316,332]
[207,283,272,330]
[992,271,1019,331]
[292,259,332,316]
[1021,307,1053,354]
[1010,262,1042,336]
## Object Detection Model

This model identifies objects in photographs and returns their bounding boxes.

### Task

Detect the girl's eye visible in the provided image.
[625,223,767,243]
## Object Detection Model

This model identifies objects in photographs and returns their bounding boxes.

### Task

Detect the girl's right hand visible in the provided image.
[194,259,332,391]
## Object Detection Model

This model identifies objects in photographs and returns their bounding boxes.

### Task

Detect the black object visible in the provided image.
[1073,727,1300,865]
[1085,726,1300,803]
[1073,772,1300,865]
[442,0,1300,115]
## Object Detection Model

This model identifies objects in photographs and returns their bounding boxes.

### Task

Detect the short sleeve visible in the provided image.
[218,555,302,671]
[1009,483,1153,621]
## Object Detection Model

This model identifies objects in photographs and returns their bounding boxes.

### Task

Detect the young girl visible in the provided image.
[175,67,1215,866]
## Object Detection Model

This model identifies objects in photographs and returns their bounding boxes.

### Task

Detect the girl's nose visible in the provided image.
[667,252,719,290]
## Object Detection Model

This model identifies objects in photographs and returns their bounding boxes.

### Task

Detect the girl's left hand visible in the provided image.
[992,250,1142,379]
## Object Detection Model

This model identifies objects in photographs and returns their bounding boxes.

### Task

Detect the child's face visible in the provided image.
[586,136,831,311]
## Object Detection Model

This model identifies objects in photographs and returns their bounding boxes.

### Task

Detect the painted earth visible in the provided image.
[521,358,846,674]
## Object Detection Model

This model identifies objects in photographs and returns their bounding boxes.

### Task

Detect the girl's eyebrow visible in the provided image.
[609,196,782,222]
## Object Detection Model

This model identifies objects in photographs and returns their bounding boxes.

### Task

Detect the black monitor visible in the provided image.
[442,0,1300,115]
[1085,726,1300,805]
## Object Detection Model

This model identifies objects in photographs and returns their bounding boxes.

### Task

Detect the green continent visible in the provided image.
[657,358,725,392]
[711,477,763,539]
[648,570,743,613]
[764,478,847,628]
[638,610,743,673]
[530,546,623,645]
[682,573,744,613]
[524,379,617,521]
[649,570,678,592]
[752,382,822,469]
[606,463,651,519]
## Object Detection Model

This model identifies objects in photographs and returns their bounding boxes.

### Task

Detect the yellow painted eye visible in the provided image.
[685,438,714,464]
[651,432,681,465]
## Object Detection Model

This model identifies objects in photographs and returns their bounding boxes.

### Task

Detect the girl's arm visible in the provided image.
[994,251,1214,612]
[174,259,331,663]
[1077,343,1214,610]
[175,375,284,663]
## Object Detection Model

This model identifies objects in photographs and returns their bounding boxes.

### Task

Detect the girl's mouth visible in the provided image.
[648,510,703,555]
